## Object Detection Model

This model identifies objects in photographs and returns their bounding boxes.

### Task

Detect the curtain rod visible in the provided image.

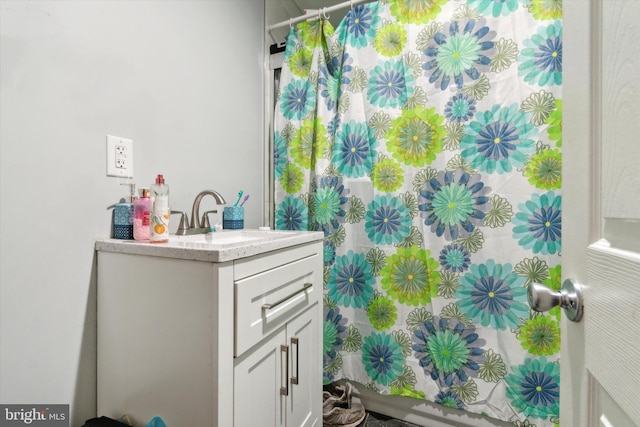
[268,0,371,32]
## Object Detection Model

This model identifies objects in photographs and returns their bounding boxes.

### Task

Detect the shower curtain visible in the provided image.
[273,1,562,425]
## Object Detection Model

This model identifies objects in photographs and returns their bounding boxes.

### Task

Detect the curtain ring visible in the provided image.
[322,7,329,20]
[289,17,293,29]
[350,0,354,10]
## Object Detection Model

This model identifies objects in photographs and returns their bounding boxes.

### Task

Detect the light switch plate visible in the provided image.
[106,135,133,178]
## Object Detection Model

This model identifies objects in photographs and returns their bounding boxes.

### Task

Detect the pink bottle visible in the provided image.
[133,188,151,241]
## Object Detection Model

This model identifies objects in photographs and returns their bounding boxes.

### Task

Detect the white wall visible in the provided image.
[0,1,264,424]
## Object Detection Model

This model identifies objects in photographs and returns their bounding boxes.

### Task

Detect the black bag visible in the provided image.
[82,417,128,427]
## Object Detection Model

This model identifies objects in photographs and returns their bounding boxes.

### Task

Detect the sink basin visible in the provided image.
[169,229,296,249]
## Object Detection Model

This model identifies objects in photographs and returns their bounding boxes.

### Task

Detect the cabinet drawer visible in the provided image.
[235,254,318,356]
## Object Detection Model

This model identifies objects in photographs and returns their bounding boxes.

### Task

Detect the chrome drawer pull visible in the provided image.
[280,344,289,396]
[262,283,313,310]
[291,337,299,385]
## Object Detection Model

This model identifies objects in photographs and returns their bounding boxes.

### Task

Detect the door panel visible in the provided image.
[600,1,640,230]
[586,243,640,426]
[234,329,287,427]
[600,0,640,255]
[287,304,321,427]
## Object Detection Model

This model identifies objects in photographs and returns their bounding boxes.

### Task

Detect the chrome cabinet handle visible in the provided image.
[527,278,584,322]
[280,345,289,396]
[262,283,313,310]
[291,337,299,385]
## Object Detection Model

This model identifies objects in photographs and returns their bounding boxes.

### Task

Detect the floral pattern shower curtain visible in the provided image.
[273,0,562,425]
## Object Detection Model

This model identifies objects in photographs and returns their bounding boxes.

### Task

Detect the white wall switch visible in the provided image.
[106,135,133,178]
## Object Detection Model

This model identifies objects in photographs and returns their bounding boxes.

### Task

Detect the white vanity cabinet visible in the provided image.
[96,234,323,427]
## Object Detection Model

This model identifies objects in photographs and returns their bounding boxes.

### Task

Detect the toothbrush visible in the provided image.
[233,190,244,206]
[239,195,250,207]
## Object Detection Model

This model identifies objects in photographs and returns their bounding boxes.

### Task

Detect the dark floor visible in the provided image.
[359,411,422,427]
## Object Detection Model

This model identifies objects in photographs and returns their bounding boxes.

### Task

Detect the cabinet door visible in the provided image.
[234,329,287,427]
[286,303,321,427]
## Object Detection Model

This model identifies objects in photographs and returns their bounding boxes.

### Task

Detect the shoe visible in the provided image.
[323,382,353,408]
[323,402,366,427]
[323,391,341,413]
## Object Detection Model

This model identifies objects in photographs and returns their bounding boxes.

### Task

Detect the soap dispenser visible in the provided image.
[113,182,135,239]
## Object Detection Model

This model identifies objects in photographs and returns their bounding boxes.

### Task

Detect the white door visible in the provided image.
[563,1,640,426]
[234,329,287,427]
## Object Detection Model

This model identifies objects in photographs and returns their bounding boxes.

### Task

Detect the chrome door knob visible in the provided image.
[527,278,584,322]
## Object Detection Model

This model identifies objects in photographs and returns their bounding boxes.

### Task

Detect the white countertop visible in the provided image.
[95,229,324,262]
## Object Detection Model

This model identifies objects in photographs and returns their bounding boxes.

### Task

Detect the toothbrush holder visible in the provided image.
[223,206,244,230]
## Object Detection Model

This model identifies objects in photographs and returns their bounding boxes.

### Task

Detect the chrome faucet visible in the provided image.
[171,190,227,236]
[189,190,226,230]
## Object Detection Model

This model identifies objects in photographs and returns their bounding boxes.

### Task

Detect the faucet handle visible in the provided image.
[170,210,189,235]
[201,210,218,230]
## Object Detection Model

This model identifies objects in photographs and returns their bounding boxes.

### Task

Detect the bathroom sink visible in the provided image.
[169,229,296,249]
